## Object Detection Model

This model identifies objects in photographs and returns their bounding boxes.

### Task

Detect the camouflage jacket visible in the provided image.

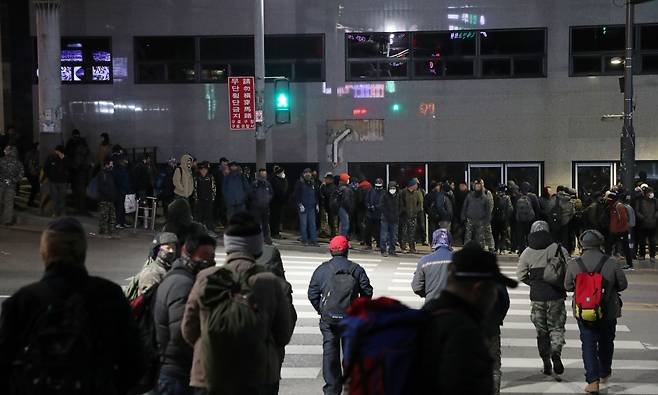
[0,147,24,186]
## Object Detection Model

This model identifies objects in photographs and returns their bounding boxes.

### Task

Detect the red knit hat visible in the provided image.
[339,173,350,183]
[329,236,351,253]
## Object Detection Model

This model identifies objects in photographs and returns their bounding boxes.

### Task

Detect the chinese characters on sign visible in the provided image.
[228,76,256,130]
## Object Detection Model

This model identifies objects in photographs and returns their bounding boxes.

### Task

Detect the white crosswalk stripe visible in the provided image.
[276,253,657,394]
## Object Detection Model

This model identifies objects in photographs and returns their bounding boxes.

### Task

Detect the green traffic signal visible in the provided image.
[274,79,291,124]
[391,103,401,112]
[276,92,289,109]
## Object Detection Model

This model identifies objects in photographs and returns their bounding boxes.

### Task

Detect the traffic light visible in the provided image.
[391,103,401,112]
[274,79,291,124]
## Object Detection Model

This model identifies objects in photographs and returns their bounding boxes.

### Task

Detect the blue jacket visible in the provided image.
[307,256,373,315]
[294,179,317,209]
[365,188,383,219]
[112,163,132,195]
[223,171,251,206]
[411,246,453,301]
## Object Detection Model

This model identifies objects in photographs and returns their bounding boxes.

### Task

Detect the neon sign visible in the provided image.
[419,102,436,117]
[336,83,386,98]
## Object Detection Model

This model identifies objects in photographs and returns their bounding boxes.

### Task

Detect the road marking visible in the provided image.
[293,326,320,335]
[392,278,412,283]
[286,345,323,354]
[298,312,321,319]
[501,358,658,370]
[500,338,646,350]
[0,295,9,299]
[500,382,658,394]
[282,255,382,262]
[398,262,417,266]
[280,367,320,379]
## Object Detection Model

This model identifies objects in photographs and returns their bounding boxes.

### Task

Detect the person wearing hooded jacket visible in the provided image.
[363,178,384,250]
[461,179,495,251]
[163,199,207,257]
[173,154,195,201]
[517,221,569,376]
[123,232,178,301]
[379,181,401,256]
[222,162,252,221]
[412,228,453,301]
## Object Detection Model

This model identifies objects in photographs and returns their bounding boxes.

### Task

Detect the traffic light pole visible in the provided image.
[620,0,636,191]
[254,0,266,170]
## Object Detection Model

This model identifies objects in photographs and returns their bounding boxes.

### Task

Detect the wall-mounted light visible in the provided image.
[610,57,624,65]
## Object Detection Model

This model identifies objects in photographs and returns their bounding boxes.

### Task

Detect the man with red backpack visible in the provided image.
[564,230,628,394]
[605,191,633,270]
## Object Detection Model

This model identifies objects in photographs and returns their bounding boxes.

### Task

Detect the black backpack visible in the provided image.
[12,286,98,395]
[548,198,562,233]
[320,261,358,324]
[329,188,343,213]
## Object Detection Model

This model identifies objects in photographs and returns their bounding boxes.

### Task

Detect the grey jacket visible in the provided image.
[153,258,196,380]
[461,190,493,223]
[411,246,452,301]
[517,231,568,301]
[564,249,628,320]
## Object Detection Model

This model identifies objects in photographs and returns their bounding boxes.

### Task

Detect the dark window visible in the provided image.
[294,61,323,81]
[265,36,324,59]
[200,64,229,81]
[347,28,545,81]
[230,62,255,76]
[168,63,196,82]
[514,58,543,75]
[413,32,475,57]
[137,64,166,82]
[482,59,511,76]
[200,36,253,60]
[572,56,601,74]
[346,33,410,58]
[135,37,195,61]
[265,62,293,79]
[641,25,658,50]
[480,29,545,55]
[572,26,624,52]
[643,54,658,73]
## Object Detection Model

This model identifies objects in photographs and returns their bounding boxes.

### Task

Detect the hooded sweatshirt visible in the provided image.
[173,154,194,198]
[517,227,567,301]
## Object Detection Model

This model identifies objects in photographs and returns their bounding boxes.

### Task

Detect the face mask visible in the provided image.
[650,193,655,199]
[389,189,396,195]
[303,174,312,181]
[192,258,216,272]
[157,248,176,267]
[279,172,286,179]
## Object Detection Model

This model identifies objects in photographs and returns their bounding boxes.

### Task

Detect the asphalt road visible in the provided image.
[2,226,658,394]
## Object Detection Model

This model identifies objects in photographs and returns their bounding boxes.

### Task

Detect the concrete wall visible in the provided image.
[30,0,658,186]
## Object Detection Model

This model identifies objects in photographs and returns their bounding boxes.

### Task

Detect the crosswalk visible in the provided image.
[215,251,658,395]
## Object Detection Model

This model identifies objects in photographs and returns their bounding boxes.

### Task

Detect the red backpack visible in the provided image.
[610,201,630,234]
[573,257,608,322]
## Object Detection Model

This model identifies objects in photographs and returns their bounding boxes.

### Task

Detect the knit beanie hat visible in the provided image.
[40,217,87,267]
[530,220,549,234]
[580,229,605,250]
[224,212,264,258]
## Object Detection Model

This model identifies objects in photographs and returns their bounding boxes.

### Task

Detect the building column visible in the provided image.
[34,0,62,159]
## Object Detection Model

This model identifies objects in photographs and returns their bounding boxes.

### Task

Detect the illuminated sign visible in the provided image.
[337,83,386,98]
[352,108,368,116]
[419,102,436,117]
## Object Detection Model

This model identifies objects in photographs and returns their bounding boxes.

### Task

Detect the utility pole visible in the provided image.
[254,0,266,170]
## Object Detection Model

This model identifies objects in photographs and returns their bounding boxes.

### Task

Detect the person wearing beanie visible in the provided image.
[182,213,296,394]
[412,228,454,301]
[379,181,402,256]
[124,232,179,301]
[294,168,319,246]
[517,220,569,376]
[308,235,373,395]
[564,230,628,394]
[0,217,146,394]
[155,233,217,394]
[163,198,207,257]
[269,165,289,239]
[400,178,424,253]
[418,242,517,395]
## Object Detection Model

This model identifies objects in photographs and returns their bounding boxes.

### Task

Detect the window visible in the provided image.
[136,34,324,83]
[34,37,113,84]
[570,24,658,76]
[346,28,546,81]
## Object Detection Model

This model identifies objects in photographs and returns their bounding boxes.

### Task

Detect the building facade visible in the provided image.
[11,0,658,194]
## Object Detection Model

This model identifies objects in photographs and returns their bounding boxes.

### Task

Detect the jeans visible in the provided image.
[157,372,195,395]
[380,220,398,253]
[320,321,344,395]
[338,207,350,237]
[298,208,317,243]
[577,319,617,384]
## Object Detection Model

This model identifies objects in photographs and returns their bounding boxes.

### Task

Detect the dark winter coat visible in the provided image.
[365,188,383,220]
[517,230,568,301]
[271,176,289,203]
[160,166,176,200]
[97,169,118,202]
[194,175,216,202]
[307,255,373,315]
[154,258,197,381]
[163,199,207,253]
[319,182,337,213]
[0,263,145,395]
[461,190,493,223]
[340,184,355,213]
[379,192,402,224]
[112,162,132,195]
[635,196,658,229]
[132,162,155,196]
[294,179,317,209]
[434,191,453,222]
[250,178,273,212]
[44,154,68,183]
[400,188,424,218]
[419,291,493,395]
[223,170,251,207]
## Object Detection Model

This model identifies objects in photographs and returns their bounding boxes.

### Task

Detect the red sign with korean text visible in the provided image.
[228,76,256,130]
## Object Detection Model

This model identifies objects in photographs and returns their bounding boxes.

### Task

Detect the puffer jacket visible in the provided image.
[517,230,568,301]
[182,252,296,389]
[223,170,251,206]
[379,191,401,224]
[411,246,452,300]
[556,191,575,226]
[635,196,658,229]
[400,188,424,218]
[0,147,24,186]
[173,154,195,198]
[461,190,493,223]
[153,257,197,381]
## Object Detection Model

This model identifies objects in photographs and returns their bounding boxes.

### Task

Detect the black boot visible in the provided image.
[551,352,564,375]
[537,336,552,375]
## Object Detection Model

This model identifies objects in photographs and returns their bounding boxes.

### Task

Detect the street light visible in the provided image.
[610,57,623,65]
